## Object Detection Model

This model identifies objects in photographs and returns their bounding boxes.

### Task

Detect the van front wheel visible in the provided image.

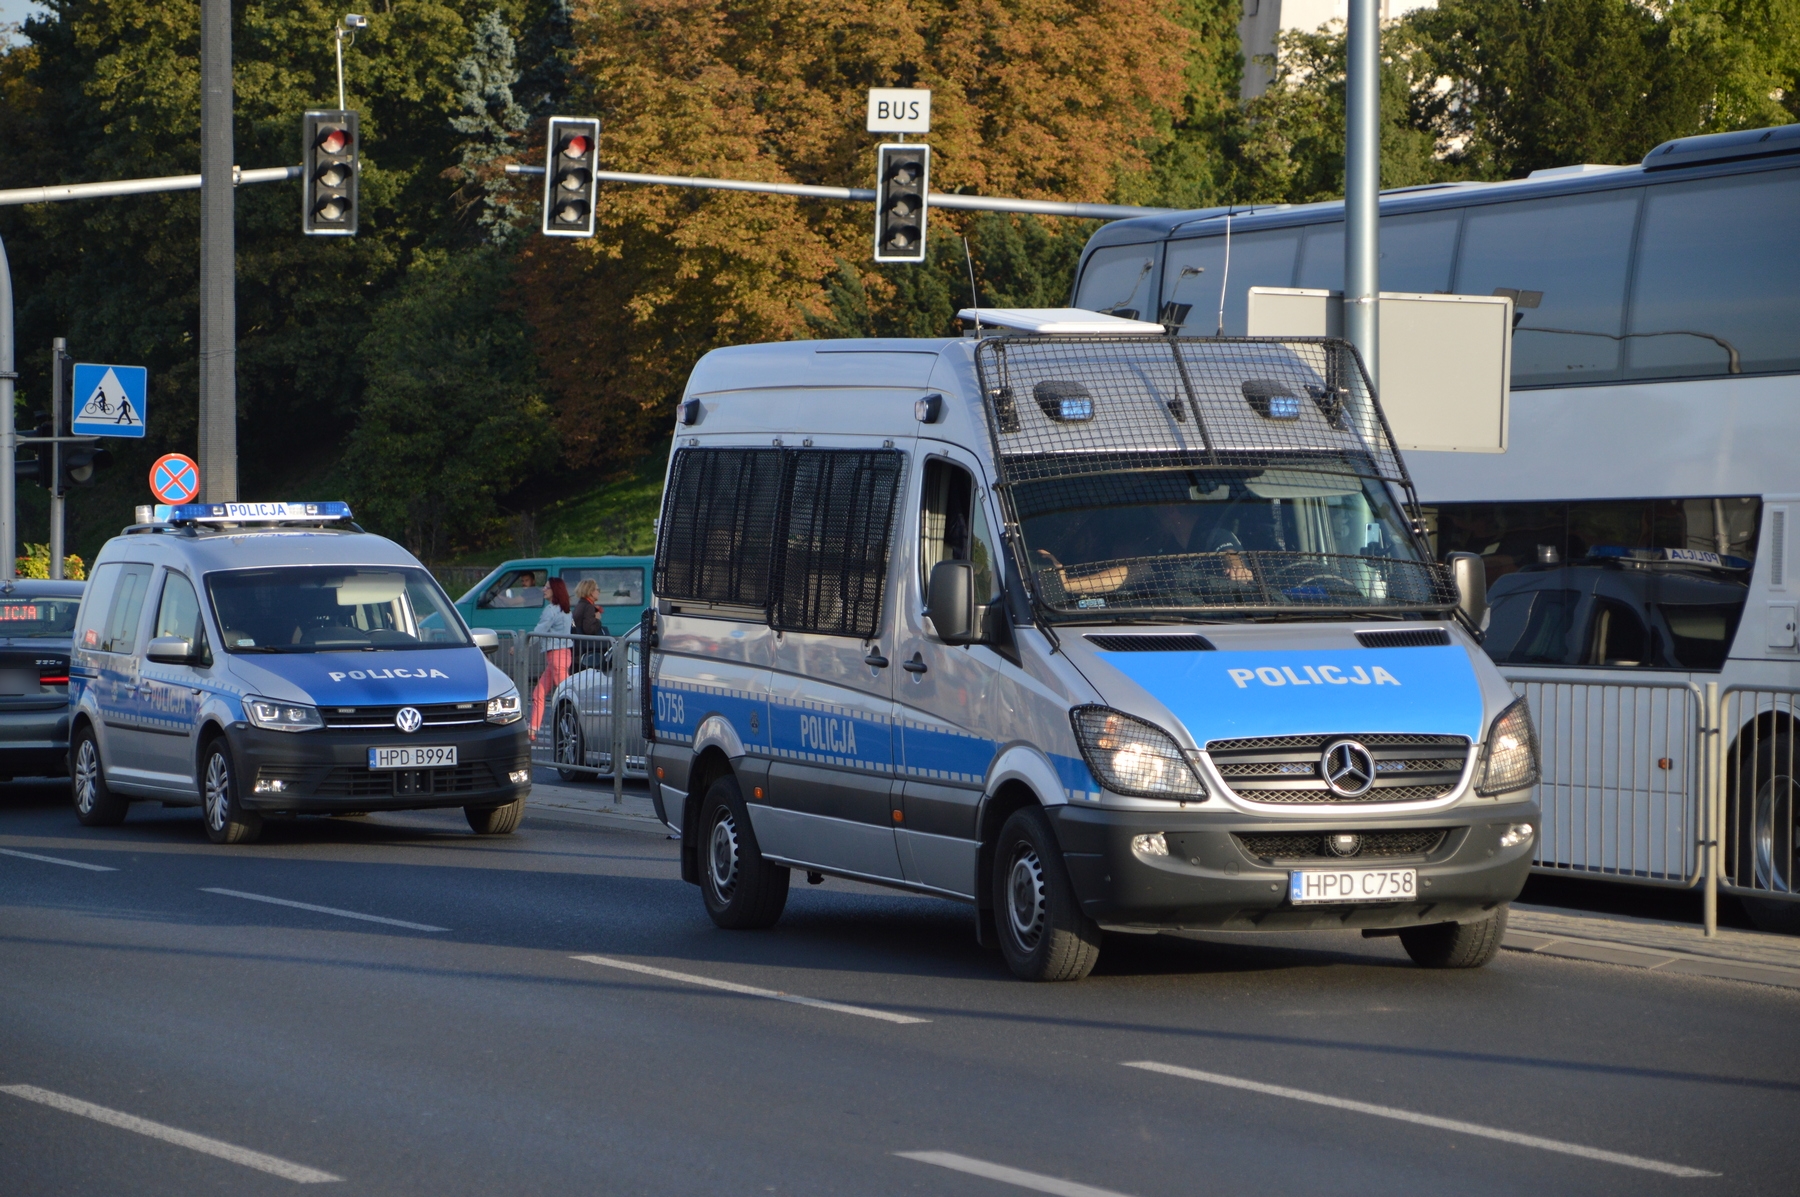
[1399,905,1508,968]
[993,807,1101,981]
[699,775,788,929]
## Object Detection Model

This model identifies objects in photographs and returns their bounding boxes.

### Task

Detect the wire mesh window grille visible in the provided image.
[654,448,784,608]
[772,450,904,639]
[973,335,1456,618]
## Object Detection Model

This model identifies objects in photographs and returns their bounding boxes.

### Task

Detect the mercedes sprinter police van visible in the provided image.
[68,502,531,843]
[644,312,1541,981]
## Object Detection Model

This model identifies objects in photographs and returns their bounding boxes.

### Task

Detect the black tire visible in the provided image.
[699,774,788,929]
[70,726,129,827]
[553,701,585,783]
[200,738,262,845]
[465,795,525,835]
[1400,905,1508,968]
[1730,730,1798,933]
[992,806,1101,981]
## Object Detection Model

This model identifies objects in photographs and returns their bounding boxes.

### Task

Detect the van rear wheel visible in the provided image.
[993,806,1101,981]
[699,775,788,929]
[70,727,129,827]
[1399,905,1508,968]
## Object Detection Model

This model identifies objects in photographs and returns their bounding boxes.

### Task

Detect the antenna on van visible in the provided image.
[962,236,981,333]
[1215,205,1234,337]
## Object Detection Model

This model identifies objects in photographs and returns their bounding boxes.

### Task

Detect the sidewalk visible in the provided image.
[1506,904,1800,990]
[525,770,667,834]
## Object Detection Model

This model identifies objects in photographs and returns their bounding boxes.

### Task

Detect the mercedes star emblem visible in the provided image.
[395,706,423,734]
[1320,739,1376,798]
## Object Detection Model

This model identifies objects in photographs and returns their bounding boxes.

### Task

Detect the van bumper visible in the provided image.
[0,705,72,778]
[226,721,531,814]
[1047,798,1538,931]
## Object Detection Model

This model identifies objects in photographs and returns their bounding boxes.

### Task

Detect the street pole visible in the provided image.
[0,234,14,581]
[1344,0,1381,390]
[199,0,238,503]
[49,338,64,580]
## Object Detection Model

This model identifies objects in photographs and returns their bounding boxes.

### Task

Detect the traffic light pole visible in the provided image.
[0,233,15,581]
[49,338,63,580]
[199,0,237,503]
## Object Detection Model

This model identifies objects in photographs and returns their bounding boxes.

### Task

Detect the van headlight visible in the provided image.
[487,689,523,725]
[245,697,323,733]
[1071,706,1207,800]
[1477,699,1540,795]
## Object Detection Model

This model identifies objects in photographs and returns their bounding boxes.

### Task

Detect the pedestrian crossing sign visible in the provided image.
[71,363,148,438]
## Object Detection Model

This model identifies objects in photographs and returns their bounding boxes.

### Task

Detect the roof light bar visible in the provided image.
[167,501,353,524]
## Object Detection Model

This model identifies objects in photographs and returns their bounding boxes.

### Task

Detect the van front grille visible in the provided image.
[320,702,485,730]
[1206,733,1470,804]
[316,763,495,797]
[1234,828,1448,861]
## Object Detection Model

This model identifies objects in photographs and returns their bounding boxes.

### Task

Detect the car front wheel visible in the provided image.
[201,738,262,845]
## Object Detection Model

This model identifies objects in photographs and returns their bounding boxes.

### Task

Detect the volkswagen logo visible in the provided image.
[1320,739,1376,798]
[395,706,423,734]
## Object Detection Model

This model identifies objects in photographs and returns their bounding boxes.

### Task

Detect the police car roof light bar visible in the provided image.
[166,501,354,525]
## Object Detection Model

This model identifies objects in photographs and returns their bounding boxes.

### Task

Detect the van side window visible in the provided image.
[920,459,1000,602]
[656,448,785,609]
[562,567,644,606]
[1073,246,1158,318]
[73,562,121,651]
[773,449,905,638]
[479,569,545,608]
[154,572,212,666]
[101,564,153,655]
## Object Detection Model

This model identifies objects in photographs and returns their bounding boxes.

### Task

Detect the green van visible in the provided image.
[453,556,653,638]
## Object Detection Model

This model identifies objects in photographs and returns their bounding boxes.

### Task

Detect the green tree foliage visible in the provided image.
[339,249,554,559]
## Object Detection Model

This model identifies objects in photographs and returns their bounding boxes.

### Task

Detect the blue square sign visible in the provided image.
[71,363,148,438]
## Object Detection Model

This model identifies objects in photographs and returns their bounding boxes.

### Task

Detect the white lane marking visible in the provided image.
[0,847,117,872]
[573,954,929,1024]
[0,1084,342,1184]
[1123,1061,1717,1178]
[201,887,447,932]
[896,1151,1136,1197]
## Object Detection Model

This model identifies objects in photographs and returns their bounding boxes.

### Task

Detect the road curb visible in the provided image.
[1503,930,1800,990]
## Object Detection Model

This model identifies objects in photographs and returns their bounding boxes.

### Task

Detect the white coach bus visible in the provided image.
[1069,123,1800,929]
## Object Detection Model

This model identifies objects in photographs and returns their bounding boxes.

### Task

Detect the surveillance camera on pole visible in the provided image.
[302,110,359,235]
[542,117,601,237]
[874,143,929,263]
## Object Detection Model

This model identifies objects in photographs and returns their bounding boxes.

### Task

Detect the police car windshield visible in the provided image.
[206,567,471,652]
[0,594,82,638]
[1012,456,1455,618]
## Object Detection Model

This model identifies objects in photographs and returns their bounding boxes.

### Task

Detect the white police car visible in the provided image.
[68,502,529,843]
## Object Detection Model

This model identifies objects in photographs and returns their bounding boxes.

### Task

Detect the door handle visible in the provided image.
[902,653,928,675]
[864,648,889,668]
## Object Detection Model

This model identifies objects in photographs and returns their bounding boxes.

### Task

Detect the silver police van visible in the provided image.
[68,502,530,843]
[645,312,1540,981]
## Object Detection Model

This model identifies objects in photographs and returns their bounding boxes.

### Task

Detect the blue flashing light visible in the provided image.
[1058,397,1094,422]
[1265,395,1302,420]
[169,501,353,524]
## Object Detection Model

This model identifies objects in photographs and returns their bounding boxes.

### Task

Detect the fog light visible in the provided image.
[1499,822,1534,849]
[1131,832,1169,858]
[252,779,287,794]
[509,768,531,785]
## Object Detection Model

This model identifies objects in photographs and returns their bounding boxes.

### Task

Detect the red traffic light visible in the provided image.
[561,135,591,159]
[317,127,349,154]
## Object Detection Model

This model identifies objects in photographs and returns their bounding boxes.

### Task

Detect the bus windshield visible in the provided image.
[207,566,470,652]
[1014,457,1450,617]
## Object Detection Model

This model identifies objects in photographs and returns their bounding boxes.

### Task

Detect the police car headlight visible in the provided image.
[1477,699,1540,796]
[487,689,523,725]
[245,697,323,733]
[1071,706,1207,801]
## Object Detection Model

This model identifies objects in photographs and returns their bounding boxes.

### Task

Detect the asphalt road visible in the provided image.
[3,775,1796,1196]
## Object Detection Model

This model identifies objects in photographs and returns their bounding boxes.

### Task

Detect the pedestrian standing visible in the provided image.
[571,578,603,637]
[530,577,573,740]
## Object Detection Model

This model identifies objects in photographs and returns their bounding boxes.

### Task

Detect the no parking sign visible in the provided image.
[149,454,200,505]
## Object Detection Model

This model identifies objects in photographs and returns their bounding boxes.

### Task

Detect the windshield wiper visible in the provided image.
[231,645,308,653]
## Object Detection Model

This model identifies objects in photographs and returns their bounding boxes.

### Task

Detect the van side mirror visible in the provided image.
[469,628,500,650]
[927,561,982,645]
[146,636,194,664]
[1446,552,1488,630]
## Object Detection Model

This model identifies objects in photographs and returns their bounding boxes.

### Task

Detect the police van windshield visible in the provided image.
[206,567,471,652]
[1014,456,1451,617]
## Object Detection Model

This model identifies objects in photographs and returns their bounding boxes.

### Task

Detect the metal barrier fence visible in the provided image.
[491,628,647,804]
[1505,671,1800,934]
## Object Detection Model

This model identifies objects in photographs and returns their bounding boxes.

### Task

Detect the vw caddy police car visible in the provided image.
[645,311,1541,981]
[68,502,530,843]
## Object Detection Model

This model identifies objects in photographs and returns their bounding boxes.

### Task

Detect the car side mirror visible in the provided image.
[469,628,500,650]
[1447,552,1488,630]
[927,560,983,645]
[146,636,194,664]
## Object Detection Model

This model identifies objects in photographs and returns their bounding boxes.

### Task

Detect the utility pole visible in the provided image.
[199,0,237,502]
[49,338,65,580]
[1344,0,1381,390]
[0,235,15,581]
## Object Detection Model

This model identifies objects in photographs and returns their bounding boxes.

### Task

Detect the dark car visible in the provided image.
[0,579,84,779]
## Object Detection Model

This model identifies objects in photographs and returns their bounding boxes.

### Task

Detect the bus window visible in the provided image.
[1486,587,1582,664]
[1163,228,1300,334]
[1453,189,1638,386]
[1585,597,1649,667]
[1076,245,1159,319]
[1626,167,1800,379]
[1657,603,1741,671]
[1295,210,1460,295]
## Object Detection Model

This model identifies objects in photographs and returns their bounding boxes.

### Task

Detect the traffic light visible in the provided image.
[302,110,359,235]
[59,444,113,493]
[874,144,929,263]
[27,418,53,490]
[541,117,601,237]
